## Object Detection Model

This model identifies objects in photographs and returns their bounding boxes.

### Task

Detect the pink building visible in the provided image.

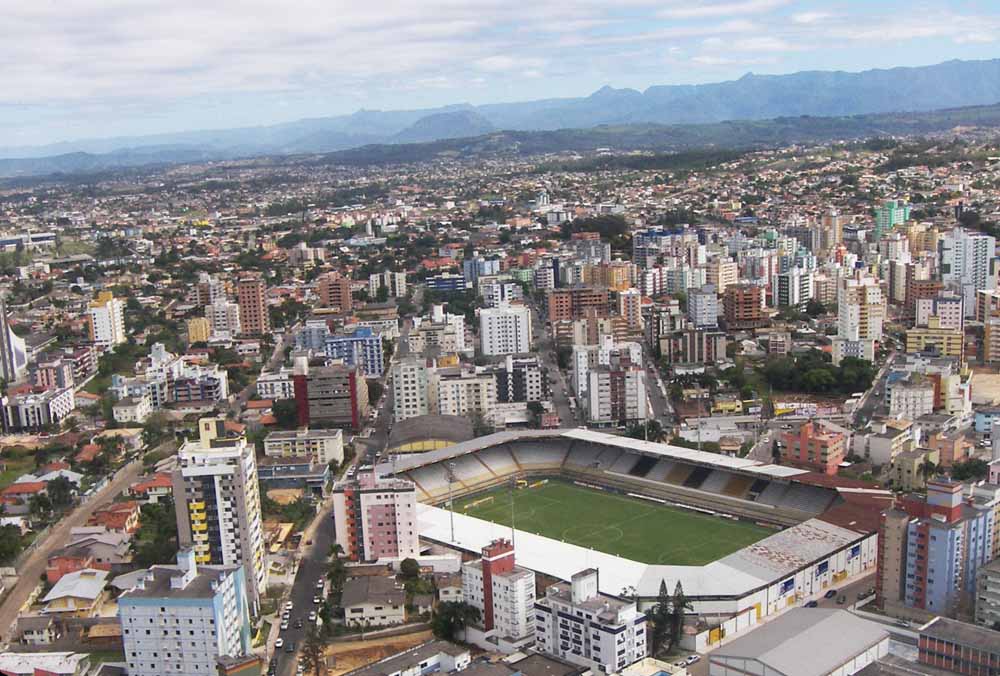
[780,420,847,475]
[332,472,419,562]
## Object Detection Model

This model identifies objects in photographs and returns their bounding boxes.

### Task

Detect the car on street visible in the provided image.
[308,611,317,622]
[280,620,288,630]
[686,656,700,665]
[285,641,296,653]
[824,589,837,599]
[805,600,818,608]
[313,596,321,604]
[275,638,284,649]
[284,601,293,611]
[836,595,846,605]
[294,619,303,629]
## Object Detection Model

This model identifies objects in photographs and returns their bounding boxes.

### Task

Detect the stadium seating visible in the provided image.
[406,464,453,500]
[628,456,658,478]
[746,478,770,500]
[449,454,495,486]
[722,475,756,498]
[477,446,518,475]
[665,463,693,485]
[609,452,641,474]
[562,442,604,469]
[512,440,571,470]
[755,481,789,506]
[698,470,731,494]
[777,484,836,514]
[594,447,623,469]
[644,460,675,482]
[683,466,712,489]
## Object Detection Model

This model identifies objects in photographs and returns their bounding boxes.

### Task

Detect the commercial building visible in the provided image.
[480,304,532,356]
[722,284,767,330]
[263,427,344,466]
[86,290,126,348]
[707,608,889,676]
[779,421,847,476]
[292,360,369,430]
[236,274,269,336]
[332,472,419,562]
[534,569,647,674]
[118,549,252,676]
[317,271,353,312]
[461,539,536,652]
[345,640,471,676]
[918,616,1000,675]
[876,479,996,616]
[172,418,267,605]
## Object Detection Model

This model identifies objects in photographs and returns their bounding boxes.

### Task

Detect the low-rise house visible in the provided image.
[0,652,92,676]
[46,527,132,583]
[40,568,109,617]
[15,615,61,646]
[128,473,173,503]
[87,500,141,533]
[345,640,471,676]
[342,576,407,628]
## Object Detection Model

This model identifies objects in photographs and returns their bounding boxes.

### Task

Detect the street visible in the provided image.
[528,303,576,426]
[0,458,144,644]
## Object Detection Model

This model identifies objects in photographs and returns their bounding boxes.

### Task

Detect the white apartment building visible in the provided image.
[392,358,430,422]
[587,366,648,426]
[431,369,497,422]
[482,281,524,308]
[207,301,242,339]
[1,386,75,430]
[916,295,964,331]
[407,305,467,354]
[774,268,813,307]
[87,291,126,348]
[461,540,535,652]
[263,427,344,465]
[172,418,267,605]
[369,271,408,298]
[534,569,647,674]
[707,258,739,295]
[255,367,295,400]
[479,304,532,356]
[941,227,997,317]
[571,335,642,398]
[118,549,252,676]
[832,274,885,365]
[687,284,719,328]
[889,375,936,421]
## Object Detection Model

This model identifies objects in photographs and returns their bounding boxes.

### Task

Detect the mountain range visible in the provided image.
[3,58,1000,178]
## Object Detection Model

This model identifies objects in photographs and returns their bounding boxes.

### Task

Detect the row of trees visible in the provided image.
[763,353,875,395]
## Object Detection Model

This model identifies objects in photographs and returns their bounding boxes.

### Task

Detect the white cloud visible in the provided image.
[791,11,832,24]
[658,0,790,20]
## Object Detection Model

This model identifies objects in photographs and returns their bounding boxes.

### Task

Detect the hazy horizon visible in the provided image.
[4,0,1000,148]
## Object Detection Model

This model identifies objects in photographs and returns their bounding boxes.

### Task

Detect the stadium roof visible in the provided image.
[392,428,808,480]
[709,608,888,676]
[388,414,474,449]
[416,504,864,600]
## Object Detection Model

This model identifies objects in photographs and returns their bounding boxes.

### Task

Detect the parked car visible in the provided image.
[836,595,846,605]
[685,655,700,665]
[824,589,837,599]
[805,600,818,608]
[275,638,284,649]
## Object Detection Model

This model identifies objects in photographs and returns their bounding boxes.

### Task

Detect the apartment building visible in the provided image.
[317,271,353,312]
[332,472,419,562]
[832,273,885,365]
[534,569,647,674]
[263,427,344,465]
[722,283,767,330]
[369,270,407,299]
[206,300,241,338]
[687,284,718,328]
[236,274,269,336]
[172,418,267,605]
[86,291,126,348]
[480,304,532,356]
[905,316,964,358]
[292,360,370,431]
[118,549,252,676]
[462,540,535,652]
[779,420,847,475]
[888,373,935,420]
[547,287,610,323]
[706,257,738,295]
[432,368,497,421]
[392,358,431,422]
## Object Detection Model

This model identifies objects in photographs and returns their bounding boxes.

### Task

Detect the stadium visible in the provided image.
[388,428,884,626]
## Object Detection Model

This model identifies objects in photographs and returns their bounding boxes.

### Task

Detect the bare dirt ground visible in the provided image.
[324,630,435,675]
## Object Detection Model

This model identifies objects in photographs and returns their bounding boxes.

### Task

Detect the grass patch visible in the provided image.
[453,480,773,565]
[0,449,36,491]
[84,374,112,395]
[86,650,125,665]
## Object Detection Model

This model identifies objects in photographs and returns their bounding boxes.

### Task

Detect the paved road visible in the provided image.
[853,351,896,427]
[0,458,144,644]
[645,358,674,429]
[527,304,576,426]
[230,327,297,415]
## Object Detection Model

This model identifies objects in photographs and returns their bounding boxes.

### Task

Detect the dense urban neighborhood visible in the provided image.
[0,109,999,676]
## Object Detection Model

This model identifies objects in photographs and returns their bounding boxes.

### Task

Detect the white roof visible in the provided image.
[42,568,108,603]
[393,428,808,480]
[0,652,89,675]
[417,504,861,599]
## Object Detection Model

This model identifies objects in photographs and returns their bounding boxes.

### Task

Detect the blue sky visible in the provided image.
[2,0,1000,149]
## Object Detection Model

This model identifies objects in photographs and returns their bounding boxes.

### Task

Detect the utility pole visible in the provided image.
[447,461,456,543]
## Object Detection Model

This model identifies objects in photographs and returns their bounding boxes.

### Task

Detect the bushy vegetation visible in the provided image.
[763,353,875,394]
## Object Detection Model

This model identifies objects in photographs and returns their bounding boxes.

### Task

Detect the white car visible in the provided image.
[313,596,321,604]
[284,601,293,611]
[308,611,317,622]
[280,621,288,630]
[685,655,700,665]
[275,638,284,649]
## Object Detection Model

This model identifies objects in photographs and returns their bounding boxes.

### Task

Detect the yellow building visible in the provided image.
[40,568,108,618]
[889,448,940,492]
[186,317,211,344]
[905,316,963,357]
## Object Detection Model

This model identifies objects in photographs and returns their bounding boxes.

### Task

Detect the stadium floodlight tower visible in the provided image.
[446,461,456,543]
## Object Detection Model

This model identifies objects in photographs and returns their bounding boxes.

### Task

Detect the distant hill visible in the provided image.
[3,58,1000,178]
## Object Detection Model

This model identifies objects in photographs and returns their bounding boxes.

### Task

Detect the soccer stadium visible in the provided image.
[388,428,884,627]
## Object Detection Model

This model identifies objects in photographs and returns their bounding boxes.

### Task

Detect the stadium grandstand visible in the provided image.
[387,428,887,625]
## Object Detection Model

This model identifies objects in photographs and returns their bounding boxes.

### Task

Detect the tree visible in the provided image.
[0,524,24,564]
[47,476,74,509]
[431,601,481,641]
[626,420,664,442]
[646,580,672,658]
[527,401,545,427]
[132,499,179,567]
[299,623,327,676]
[368,380,384,404]
[805,298,826,317]
[399,558,420,580]
[273,399,300,429]
[470,411,494,438]
[951,458,989,481]
[918,459,938,483]
[669,582,692,650]
[29,493,53,521]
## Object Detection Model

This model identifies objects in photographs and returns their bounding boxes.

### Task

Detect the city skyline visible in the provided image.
[4,0,1000,148]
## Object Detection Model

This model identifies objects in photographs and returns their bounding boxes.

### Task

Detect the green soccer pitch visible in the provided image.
[451,480,775,565]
